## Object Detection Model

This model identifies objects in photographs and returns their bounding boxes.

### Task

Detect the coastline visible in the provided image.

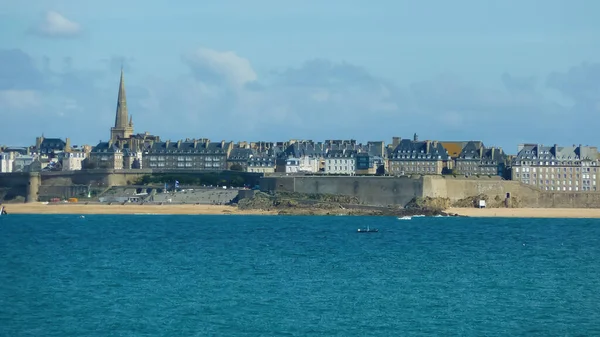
[2,203,600,218]
[445,207,600,218]
[1,203,277,215]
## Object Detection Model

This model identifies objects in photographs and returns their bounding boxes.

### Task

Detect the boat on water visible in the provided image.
[398,216,412,220]
[0,206,6,216]
[357,225,378,233]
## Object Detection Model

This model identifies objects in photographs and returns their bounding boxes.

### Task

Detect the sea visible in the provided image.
[1,214,599,336]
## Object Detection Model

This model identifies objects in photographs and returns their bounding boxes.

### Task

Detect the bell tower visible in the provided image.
[110,68,134,140]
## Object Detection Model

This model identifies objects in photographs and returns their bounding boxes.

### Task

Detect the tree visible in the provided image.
[230,164,244,171]
[82,159,96,170]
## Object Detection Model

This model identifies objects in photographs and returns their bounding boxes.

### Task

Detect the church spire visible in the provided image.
[114,68,128,128]
[110,68,134,141]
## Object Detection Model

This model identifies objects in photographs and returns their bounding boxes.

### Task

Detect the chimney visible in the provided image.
[221,140,225,148]
[491,147,495,159]
[413,133,418,141]
[479,146,483,158]
[65,137,71,152]
[194,139,198,148]
[165,140,170,148]
[426,140,431,154]
[177,140,182,148]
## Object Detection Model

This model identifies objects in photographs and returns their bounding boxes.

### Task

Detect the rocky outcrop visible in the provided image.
[238,192,459,216]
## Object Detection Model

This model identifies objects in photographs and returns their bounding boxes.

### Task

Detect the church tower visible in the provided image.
[110,69,134,140]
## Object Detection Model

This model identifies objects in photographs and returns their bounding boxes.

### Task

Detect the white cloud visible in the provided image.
[0,90,41,109]
[182,48,257,88]
[34,11,81,38]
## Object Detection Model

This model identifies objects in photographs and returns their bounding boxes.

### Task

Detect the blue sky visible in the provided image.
[1,0,599,151]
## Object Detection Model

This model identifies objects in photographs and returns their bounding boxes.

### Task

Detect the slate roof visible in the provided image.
[227,148,254,161]
[325,149,356,158]
[388,139,450,160]
[282,142,326,158]
[514,144,600,162]
[40,138,66,151]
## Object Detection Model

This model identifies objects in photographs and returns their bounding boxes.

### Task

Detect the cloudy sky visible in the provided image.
[1,0,599,151]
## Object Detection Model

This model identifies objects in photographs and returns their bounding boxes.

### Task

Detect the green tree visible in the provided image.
[230,164,244,171]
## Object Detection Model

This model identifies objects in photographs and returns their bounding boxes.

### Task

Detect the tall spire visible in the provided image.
[114,67,128,128]
[110,68,134,141]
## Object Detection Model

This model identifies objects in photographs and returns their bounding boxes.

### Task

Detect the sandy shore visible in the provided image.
[3,203,600,218]
[446,207,600,218]
[1,203,276,215]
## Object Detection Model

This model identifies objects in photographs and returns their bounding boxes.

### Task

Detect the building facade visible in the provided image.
[511,144,600,191]
[453,141,507,176]
[387,136,450,175]
[324,150,356,175]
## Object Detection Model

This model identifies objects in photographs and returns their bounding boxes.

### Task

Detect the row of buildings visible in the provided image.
[2,70,599,192]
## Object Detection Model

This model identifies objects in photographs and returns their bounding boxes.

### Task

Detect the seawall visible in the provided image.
[260,175,600,208]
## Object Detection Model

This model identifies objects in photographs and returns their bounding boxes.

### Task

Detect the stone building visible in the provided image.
[512,144,600,191]
[453,141,507,176]
[142,139,232,170]
[387,134,450,175]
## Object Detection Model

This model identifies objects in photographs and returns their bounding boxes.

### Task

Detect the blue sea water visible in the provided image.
[1,215,600,336]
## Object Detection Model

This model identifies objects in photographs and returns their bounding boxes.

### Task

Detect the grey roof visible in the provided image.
[325,149,356,158]
[514,144,600,162]
[388,139,450,160]
[227,148,254,161]
[145,141,231,154]
[40,138,66,150]
[282,142,326,158]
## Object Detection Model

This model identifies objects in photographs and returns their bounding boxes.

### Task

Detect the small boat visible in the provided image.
[357,225,378,233]
[0,206,6,216]
[397,216,412,220]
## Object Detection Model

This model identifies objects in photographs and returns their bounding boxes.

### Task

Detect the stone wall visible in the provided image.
[260,176,423,206]
[260,175,600,208]
[0,172,39,202]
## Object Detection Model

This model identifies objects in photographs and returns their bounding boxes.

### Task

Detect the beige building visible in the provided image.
[453,141,507,176]
[387,135,450,175]
[512,144,600,191]
[62,151,87,171]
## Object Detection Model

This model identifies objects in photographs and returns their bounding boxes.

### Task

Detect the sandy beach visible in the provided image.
[3,203,600,218]
[1,203,276,215]
[446,207,600,218]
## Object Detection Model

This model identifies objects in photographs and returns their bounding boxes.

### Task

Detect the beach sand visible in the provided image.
[3,203,600,218]
[446,207,600,218]
[1,203,276,215]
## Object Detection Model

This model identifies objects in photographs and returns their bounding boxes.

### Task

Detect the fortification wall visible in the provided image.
[261,175,600,208]
[0,172,40,202]
[260,176,423,206]
[41,169,150,187]
[423,176,600,208]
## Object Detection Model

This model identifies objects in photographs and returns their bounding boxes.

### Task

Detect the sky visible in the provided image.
[1,0,599,152]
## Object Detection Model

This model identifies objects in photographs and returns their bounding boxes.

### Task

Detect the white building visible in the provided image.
[283,155,320,173]
[0,152,14,173]
[324,150,356,175]
[62,151,87,171]
[13,155,37,172]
